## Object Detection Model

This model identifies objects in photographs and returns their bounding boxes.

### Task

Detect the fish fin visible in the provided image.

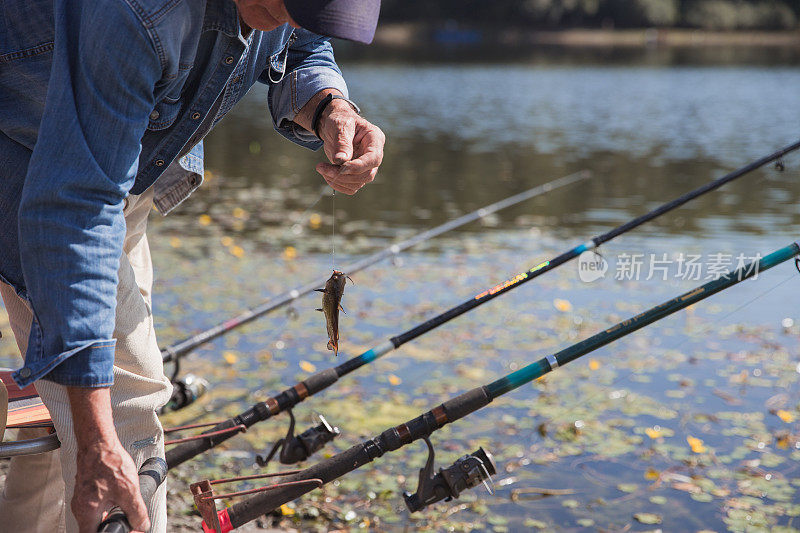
[327,340,338,354]
[315,308,323,312]
[339,304,346,314]
[314,288,327,293]
[346,275,354,284]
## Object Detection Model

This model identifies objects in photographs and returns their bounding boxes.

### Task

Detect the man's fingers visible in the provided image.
[72,499,104,533]
[317,164,377,195]
[323,117,356,165]
[316,163,375,184]
[339,150,382,175]
[317,112,383,195]
[119,491,151,533]
[339,129,384,174]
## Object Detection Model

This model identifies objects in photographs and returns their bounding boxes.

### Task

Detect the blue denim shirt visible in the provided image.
[0,0,348,388]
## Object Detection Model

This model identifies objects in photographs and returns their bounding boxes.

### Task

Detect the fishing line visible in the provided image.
[289,185,328,237]
[331,189,336,269]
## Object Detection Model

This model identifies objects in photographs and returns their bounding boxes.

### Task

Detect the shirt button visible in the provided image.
[149,110,160,121]
[155,159,165,167]
[191,112,201,120]
[224,56,234,65]
[19,368,31,378]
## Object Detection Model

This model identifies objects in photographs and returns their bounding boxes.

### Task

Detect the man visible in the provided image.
[0,0,384,530]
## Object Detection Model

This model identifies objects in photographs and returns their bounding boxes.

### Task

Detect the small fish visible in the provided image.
[315,270,352,356]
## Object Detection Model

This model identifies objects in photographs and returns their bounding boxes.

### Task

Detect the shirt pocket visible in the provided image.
[0,0,54,61]
[148,64,192,131]
[0,0,54,146]
[147,99,182,131]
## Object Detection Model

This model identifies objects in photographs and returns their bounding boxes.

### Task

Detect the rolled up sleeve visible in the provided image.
[13,0,161,388]
[265,28,349,149]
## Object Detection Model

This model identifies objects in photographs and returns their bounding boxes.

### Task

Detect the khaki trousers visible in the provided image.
[0,188,172,532]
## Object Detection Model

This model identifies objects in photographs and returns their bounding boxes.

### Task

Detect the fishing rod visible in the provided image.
[161,171,590,366]
[165,140,799,469]
[191,241,800,532]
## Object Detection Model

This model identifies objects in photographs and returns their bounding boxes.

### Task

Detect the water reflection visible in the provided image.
[202,61,800,245]
[336,41,800,67]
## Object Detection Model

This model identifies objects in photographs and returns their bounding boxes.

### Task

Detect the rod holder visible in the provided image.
[192,471,321,533]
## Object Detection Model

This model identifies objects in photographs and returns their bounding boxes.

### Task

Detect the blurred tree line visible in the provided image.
[380,0,800,30]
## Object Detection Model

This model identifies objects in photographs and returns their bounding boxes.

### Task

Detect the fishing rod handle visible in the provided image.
[224,444,369,528]
[166,417,244,469]
[97,457,168,533]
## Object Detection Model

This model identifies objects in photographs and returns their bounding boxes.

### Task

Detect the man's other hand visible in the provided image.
[67,387,150,533]
[315,99,385,195]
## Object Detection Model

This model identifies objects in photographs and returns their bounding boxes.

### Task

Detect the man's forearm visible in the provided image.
[67,385,151,532]
[293,87,343,133]
[66,386,117,446]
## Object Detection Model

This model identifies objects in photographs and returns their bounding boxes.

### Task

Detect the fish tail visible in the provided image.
[327,340,338,355]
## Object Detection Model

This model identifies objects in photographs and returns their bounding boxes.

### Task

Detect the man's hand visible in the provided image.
[296,89,385,195]
[67,387,150,533]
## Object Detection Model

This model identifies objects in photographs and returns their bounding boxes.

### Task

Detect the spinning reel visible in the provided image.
[160,374,208,414]
[403,436,496,513]
[256,410,340,467]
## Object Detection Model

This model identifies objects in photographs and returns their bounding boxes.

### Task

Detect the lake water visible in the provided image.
[2,49,800,532]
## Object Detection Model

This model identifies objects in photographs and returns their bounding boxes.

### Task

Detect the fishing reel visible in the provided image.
[403,436,496,513]
[256,410,340,467]
[160,374,209,414]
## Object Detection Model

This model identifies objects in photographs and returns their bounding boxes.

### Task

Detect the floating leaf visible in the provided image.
[687,435,707,453]
[576,518,595,527]
[554,298,572,312]
[644,468,660,481]
[617,483,638,493]
[309,213,322,229]
[561,499,579,509]
[523,519,549,530]
[220,236,234,247]
[279,504,294,516]
[230,245,245,258]
[198,214,212,226]
[222,351,238,364]
[300,361,316,373]
[169,237,181,248]
[388,374,402,386]
[232,207,248,219]
[672,482,702,494]
[588,359,600,371]
[649,495,668,505]
[645,427,663,439]
[776,409,795,423]
[283,246,297,260]
[633,513,662,525]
